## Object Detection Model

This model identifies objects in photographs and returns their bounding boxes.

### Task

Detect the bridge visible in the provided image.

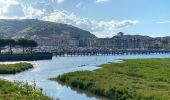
[45,49,170,56]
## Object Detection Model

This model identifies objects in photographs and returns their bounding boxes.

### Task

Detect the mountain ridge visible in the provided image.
[0,19,96,40]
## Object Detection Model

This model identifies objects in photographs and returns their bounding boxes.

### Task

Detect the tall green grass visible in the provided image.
[0,79,51,100]
[0,63,33,74]
[53,58,170,100]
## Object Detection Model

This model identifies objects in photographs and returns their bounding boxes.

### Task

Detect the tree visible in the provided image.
[17,39,29,54]
[6,39,16,54]
[0,39,7,54]
[28,40,38,54]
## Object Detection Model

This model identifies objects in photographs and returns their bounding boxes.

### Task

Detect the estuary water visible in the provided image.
[1,54,170,100]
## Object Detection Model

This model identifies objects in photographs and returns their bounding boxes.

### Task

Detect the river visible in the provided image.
[0,54,170,100]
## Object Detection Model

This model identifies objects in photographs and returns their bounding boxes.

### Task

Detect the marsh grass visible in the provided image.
[0,79,51,100]
[53,58,170,100]
[0,63,33,74]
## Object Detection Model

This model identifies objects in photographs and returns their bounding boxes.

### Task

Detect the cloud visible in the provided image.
[96,0,110,4]
[57,0,64,4]
[30,1,54,16]
[0,0,19,5]
[42,10,139,37]
[75,2,82,8]
[0,16,30,19]
[156,21,170,24]
[0,0,139,37]
[0,0,49,19]
[0,0,25,17]
[36,0,64,4]
[25,6,46,18]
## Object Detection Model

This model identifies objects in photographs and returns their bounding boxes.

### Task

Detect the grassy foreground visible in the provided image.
[0,63,33,74]
[53,59,170,100]
[0,79,51,100]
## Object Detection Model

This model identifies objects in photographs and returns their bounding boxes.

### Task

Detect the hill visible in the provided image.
[0,19,96,40]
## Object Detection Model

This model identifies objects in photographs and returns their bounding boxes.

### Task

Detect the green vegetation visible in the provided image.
[0,39,15,54]
[0,63,53,100]
[0,38,38,54]
[0,79,51,100]
[17,39,38,54]
[53,59,170,100]
[0,63,33,74]
[5,39,16,54]
[0,19,96,42]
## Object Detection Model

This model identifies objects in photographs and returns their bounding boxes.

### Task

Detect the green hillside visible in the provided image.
[0,19,96,40]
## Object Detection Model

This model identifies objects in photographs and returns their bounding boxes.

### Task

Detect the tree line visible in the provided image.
[0,39,38,54]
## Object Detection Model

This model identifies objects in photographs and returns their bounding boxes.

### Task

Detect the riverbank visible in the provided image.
[0,79,51,100]
[53,58,170,100]
[0,53,52,61]
[0,63,33,74]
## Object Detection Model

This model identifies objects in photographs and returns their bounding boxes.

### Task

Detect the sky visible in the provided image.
[0,0,170,37]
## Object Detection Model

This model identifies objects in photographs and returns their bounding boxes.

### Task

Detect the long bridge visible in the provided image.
[44,49,170,56]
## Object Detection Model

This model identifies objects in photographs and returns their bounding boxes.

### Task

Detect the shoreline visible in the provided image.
[0,78,51,100]
[53,58,170,99]
[0,63,33,74]
[0,62,52,100]
[0,53,52,61]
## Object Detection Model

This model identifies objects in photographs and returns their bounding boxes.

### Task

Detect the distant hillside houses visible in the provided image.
[0,19,169,50]
[94,32,170,50]
[0,19,96,48]
[27,32,170,50]
[30,34,94,48]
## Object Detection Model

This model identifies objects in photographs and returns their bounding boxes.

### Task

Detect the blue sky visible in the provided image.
[0,0,170,37]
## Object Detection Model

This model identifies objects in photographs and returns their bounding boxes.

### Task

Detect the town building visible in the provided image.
[94,32,170,50]
[27,32,170,50]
